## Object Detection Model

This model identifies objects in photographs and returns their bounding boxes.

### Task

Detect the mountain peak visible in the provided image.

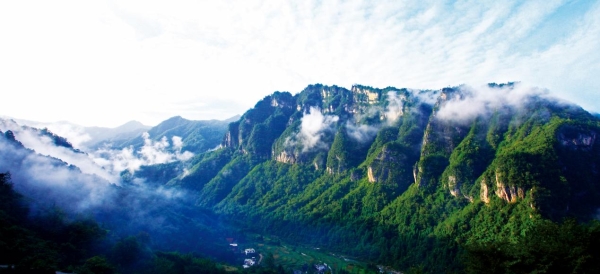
[115,120,150,131]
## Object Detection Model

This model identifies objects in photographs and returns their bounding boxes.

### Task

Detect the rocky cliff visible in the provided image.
[133,82,600,271]
[165,83,600,220]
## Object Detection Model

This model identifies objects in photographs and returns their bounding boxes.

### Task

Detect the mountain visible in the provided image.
[132,83,600,272]
[3,83,599,272]
[83,120,151,148]
[108,115,239,154]
[0,121,235,273]
[0,126,115,213]
[0,118,85,152]
[2,115,237,154]
[0,117,151,149]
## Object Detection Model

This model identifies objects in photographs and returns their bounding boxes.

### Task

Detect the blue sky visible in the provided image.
[1,0,599,127]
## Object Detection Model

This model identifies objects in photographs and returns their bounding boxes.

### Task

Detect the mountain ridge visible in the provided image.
[2,83,599,272]
[135,82,600,272]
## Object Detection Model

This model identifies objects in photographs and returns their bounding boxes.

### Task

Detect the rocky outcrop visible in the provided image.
[223,121,241,149]
[448,175,459,197]
[494,170,525,203]
[366,143,416,192]
[446,174,474,201]
[275,151,296,164]
[223,130,237,148]
[368,145,398,183]
[367,166,378,183]
[413,164,418,184]
[480,179,490,204]
[351,85,380,105]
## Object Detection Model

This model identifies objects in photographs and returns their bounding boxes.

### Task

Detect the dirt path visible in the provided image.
[258,253,264,265]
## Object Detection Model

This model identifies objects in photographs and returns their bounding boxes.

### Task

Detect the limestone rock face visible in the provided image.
[494,170,525,203]
[275,151,296,164]
[367,166,378,183]
[351,86,380,105]
[368,145,401,183]
[448,175,459,197]
[480,179,490,204]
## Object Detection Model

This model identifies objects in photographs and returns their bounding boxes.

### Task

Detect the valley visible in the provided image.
[226,232,376,273]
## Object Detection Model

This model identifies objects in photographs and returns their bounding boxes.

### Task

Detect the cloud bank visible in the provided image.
[0,131,115,213]
[435,83,549,122]
[0,119,194,183]
[0,123,199,244]
[1,0,599,126]
[286,107,339,152]
[92,132,194,174]
[385,91,406,124]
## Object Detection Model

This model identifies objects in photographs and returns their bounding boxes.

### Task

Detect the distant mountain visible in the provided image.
[3,115,238,155]
[0,118,118,183]
[0,117,150,149]
[0,125,115,213]
[111,115,239,153]
[130,83,600,272]
[84,120,151,148]
[0,123,232,272]
[0,118,82,152]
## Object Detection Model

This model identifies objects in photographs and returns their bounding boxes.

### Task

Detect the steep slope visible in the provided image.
[136,83,600,272]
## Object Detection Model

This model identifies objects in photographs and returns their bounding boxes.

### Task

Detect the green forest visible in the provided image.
[2,83,600,273]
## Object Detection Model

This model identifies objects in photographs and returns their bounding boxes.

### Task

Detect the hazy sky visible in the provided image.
[1,0,599,127]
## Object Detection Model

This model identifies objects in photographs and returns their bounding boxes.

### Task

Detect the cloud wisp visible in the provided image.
[345,122,379,143]
[0,119,118,183]
[0,121,218,256]
[384,91,405,124]
[92,132,194,174]
[435,83,549,123]
[285,107,339,152]
[0,125,200,246]
[0,131,115,213]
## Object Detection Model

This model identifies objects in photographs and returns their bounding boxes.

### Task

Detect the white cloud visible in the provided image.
[290,107,339,152]
[345,122,378,143]
[385,91,405,123]
[0,122,193,223]
[0,135,115,212]
[172,136,183,149]
[0,0,599,127]
[92,132,194,174]
[0,119,118,183]
[1,118,194,182]
[435,83,549,123]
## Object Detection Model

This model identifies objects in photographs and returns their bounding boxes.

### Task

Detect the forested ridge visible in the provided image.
[152,83,600,272]
[3,83,600,273]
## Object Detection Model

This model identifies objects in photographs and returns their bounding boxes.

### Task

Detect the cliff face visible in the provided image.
[158,83,600,226]
[124,82,600,271]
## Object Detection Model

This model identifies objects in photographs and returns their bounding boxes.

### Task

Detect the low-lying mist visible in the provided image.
[0,121,235,265]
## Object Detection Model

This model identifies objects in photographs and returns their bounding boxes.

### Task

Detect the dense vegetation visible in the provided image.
[146,84,600,272]
[3,83,600,273]
[0,172,293,274]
